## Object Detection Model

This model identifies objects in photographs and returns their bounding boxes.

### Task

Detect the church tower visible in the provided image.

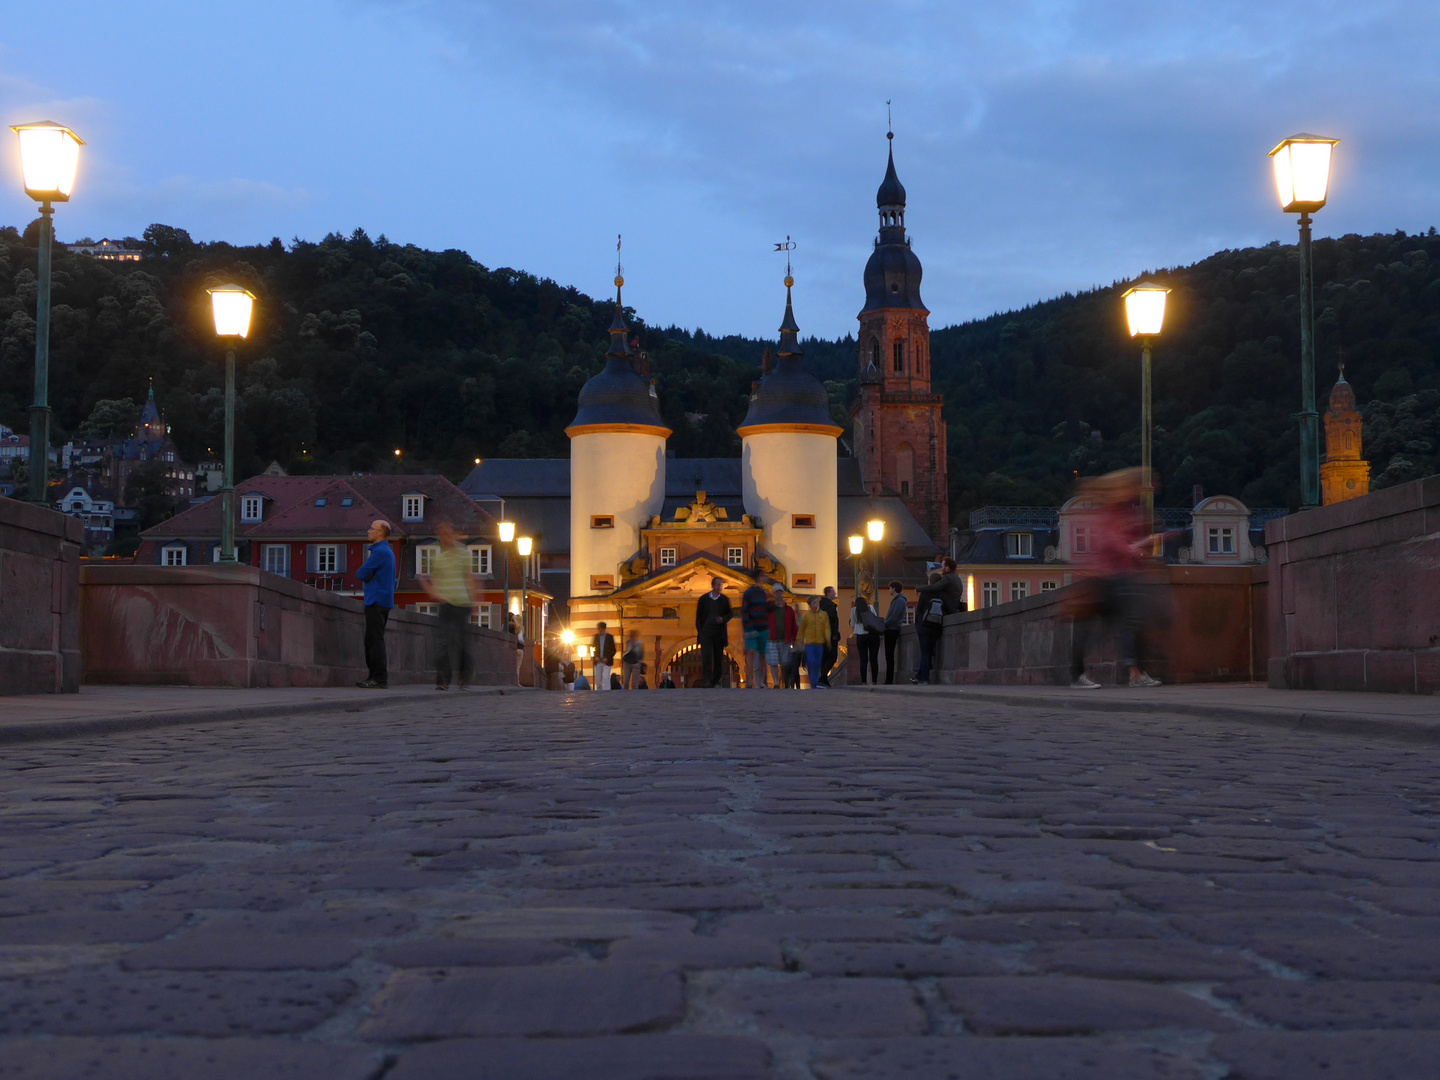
[566,269,670,620]
[1320,364,1370,506]
[739,272,841,595]
[852,131,949,546]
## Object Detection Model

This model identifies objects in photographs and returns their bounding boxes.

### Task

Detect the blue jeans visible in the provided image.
[805,643,825,688]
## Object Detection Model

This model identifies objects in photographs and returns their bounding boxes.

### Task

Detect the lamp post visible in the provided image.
[866,518,884,606]
[207,284,256,563]
[1122,282,1170,543]
[11,121,82,505]
[1269,134,1339,510]
[497,520,515,627]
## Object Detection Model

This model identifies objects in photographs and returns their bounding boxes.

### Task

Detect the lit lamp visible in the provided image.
[207,284,256,563]
[866,518,884,607]
[1269,134,1339,510]
[1121,281,1170,542]
[497,520,515,624]
[11,121,82,504]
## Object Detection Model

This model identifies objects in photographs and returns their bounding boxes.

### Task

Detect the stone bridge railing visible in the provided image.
[0,498,82,694]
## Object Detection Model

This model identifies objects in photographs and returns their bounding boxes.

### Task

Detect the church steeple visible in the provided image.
[1320,361,1370,506]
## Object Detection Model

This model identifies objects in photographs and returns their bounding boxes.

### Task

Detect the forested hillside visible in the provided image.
[1,222,1436,520]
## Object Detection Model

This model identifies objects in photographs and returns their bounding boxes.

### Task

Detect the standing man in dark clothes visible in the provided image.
[913,556,965,684]
[740,574,773,689]
[695,576,733,688]
[592,622,617,692]
[355,519,396,688]
[818,585,841,687]
[882,580,908,684]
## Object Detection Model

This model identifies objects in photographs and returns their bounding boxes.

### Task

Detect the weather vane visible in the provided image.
[615,233,623,283]
[773,235,795,283]
[886,99,893,139]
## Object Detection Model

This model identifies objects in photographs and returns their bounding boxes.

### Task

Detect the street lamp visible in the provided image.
[207,284,256,562]
[866,518,884,607]
[1269,134,1338,510]
[497,520,515,626]
[11,121,82,505]
[1122,281,1170,541]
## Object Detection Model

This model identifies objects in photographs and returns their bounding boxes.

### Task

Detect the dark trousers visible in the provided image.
[364,604,390,685]
[699,631,728,687]
[858,633,881,683]
[883,628,900,684]
[434,603,471,687]
[820,639,838,686]
[1071,577,1146,681]
[916,623,939,683]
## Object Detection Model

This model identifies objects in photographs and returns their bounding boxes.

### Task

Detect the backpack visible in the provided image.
[923,598,945,625]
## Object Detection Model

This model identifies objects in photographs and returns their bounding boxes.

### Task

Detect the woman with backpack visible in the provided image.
[851,595,884,684]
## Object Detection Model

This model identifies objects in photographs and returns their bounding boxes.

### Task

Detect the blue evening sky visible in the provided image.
[3,1,1437,339]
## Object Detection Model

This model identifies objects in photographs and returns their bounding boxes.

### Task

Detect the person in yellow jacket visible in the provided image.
[796,596,832,690]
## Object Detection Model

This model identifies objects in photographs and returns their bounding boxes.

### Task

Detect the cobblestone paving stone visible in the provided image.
[2,692,1440,1078]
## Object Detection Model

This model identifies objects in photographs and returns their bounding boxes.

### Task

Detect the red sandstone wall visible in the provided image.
[1266,474,1440,693]
[0,498,83,694]
[79,564,517,688]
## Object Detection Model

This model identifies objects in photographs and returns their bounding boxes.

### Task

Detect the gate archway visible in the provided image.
[667,642,740,688]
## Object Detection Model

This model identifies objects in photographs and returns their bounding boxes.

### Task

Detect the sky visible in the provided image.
[3,1,1438,339]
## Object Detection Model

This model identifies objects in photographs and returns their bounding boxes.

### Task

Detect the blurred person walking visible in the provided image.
[695,577,733,688]
[883,581,907,684]
[767,584,797,690]
[355,519,395,689]
[621,629,644,689]
[422,520,473,690]
[740,575,773,689]
[797,596,831,690]
[818,586,841,687]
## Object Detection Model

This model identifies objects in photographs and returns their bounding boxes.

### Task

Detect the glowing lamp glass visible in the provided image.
[516,537,533,557]
[561,629,574,645]
[12,122,83,202]
[498,521,515,543]
[867,519,884,543]
[1269,135,1338,213]
[1122,283,1170,338]
[208,285,256,338]
[848,535,864,556]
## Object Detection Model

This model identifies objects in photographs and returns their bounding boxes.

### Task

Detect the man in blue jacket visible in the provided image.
[355,519,396,688]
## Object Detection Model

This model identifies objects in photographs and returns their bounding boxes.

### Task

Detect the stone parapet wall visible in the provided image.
[0,498,83,694]
[1266,474,1440,693]
[867,563,1264,687]
[79,564,517,688]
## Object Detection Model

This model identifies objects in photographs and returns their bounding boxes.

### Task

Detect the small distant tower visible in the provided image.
[852,127,949,546]
[739,268,841,595]
[566,261,671,617]
[1320,364,1370,506]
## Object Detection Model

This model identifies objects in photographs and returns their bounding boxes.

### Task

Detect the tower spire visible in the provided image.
[608,234,629,357]
[773,237,801,361]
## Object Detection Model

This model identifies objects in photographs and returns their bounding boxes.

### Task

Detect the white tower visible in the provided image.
[566,272,670,633]
[738,273,841,596]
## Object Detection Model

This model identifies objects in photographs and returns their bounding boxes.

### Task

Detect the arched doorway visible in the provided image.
[668,642,740,689]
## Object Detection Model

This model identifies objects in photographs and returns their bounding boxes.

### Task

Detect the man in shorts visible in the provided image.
[739,574,773,689]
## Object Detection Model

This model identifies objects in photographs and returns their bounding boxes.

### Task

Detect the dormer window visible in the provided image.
[402,494,424,522]
[240,495,263,522]
[1207,526,1235,555]
[314,497,327,507]
[1006,533,1033,559]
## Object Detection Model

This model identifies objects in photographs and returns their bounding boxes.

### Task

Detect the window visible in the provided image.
[340,497,354,507]
[792,573,816,590]
[1207,526,1235,555]
[240,495,262,522]
[316,545,339,574]
[1041,580,1058,592]
[313,497,327,507]
[1073,525,1092,554]
[590,575,615,591]
[726,546,745,566]
[1006,533,1033,558]
[659,547,677,567]
[414,602,439,616]
[900,481,910,496]
[262,544,289,575]
[416,545,438,576]
[902,606,915,626]
[1010,580,1029,602]
[791,514,815,529]
[869,338,880,367]
[163,545,186,566]
[471,602,496,628]
[470,544,492,575]
[591,515,614,529]
[982,581,1000,607]
[892,339,904,373]
[403,494,424,522]
[662,606,679,619]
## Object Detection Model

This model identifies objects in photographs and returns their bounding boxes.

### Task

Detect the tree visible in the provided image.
[77,398,139,440]
[125,459,177,530]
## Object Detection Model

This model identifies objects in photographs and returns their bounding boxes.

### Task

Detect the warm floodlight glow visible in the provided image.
[848,535,864,556]
[561,629,574,645]
[11,121,83,202]
[1269,135,1338,213]
[393,448,402,457]
[207,284,256,338]
[516,536,533,558]
[1122,282,1170,338]
[867,519,884,543]
[498,521,515,543]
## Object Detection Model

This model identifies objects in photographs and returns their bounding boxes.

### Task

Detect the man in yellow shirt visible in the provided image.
[797,596,831,690]
[424,520,474,690]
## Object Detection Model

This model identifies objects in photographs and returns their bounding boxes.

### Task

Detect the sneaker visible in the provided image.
[435,683,450,691]
[1072,674,1102,689]
[1130,672,1161,688]
[909,676,924,685]
[356,680,386,689]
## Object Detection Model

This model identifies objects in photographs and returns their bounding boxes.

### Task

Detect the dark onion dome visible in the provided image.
[1327,364,1357,414]
[738,277,843,437]
[566,276,671,437]
[859,359,882,386]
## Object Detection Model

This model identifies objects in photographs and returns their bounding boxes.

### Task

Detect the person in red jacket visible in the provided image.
[766,583,798,689]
